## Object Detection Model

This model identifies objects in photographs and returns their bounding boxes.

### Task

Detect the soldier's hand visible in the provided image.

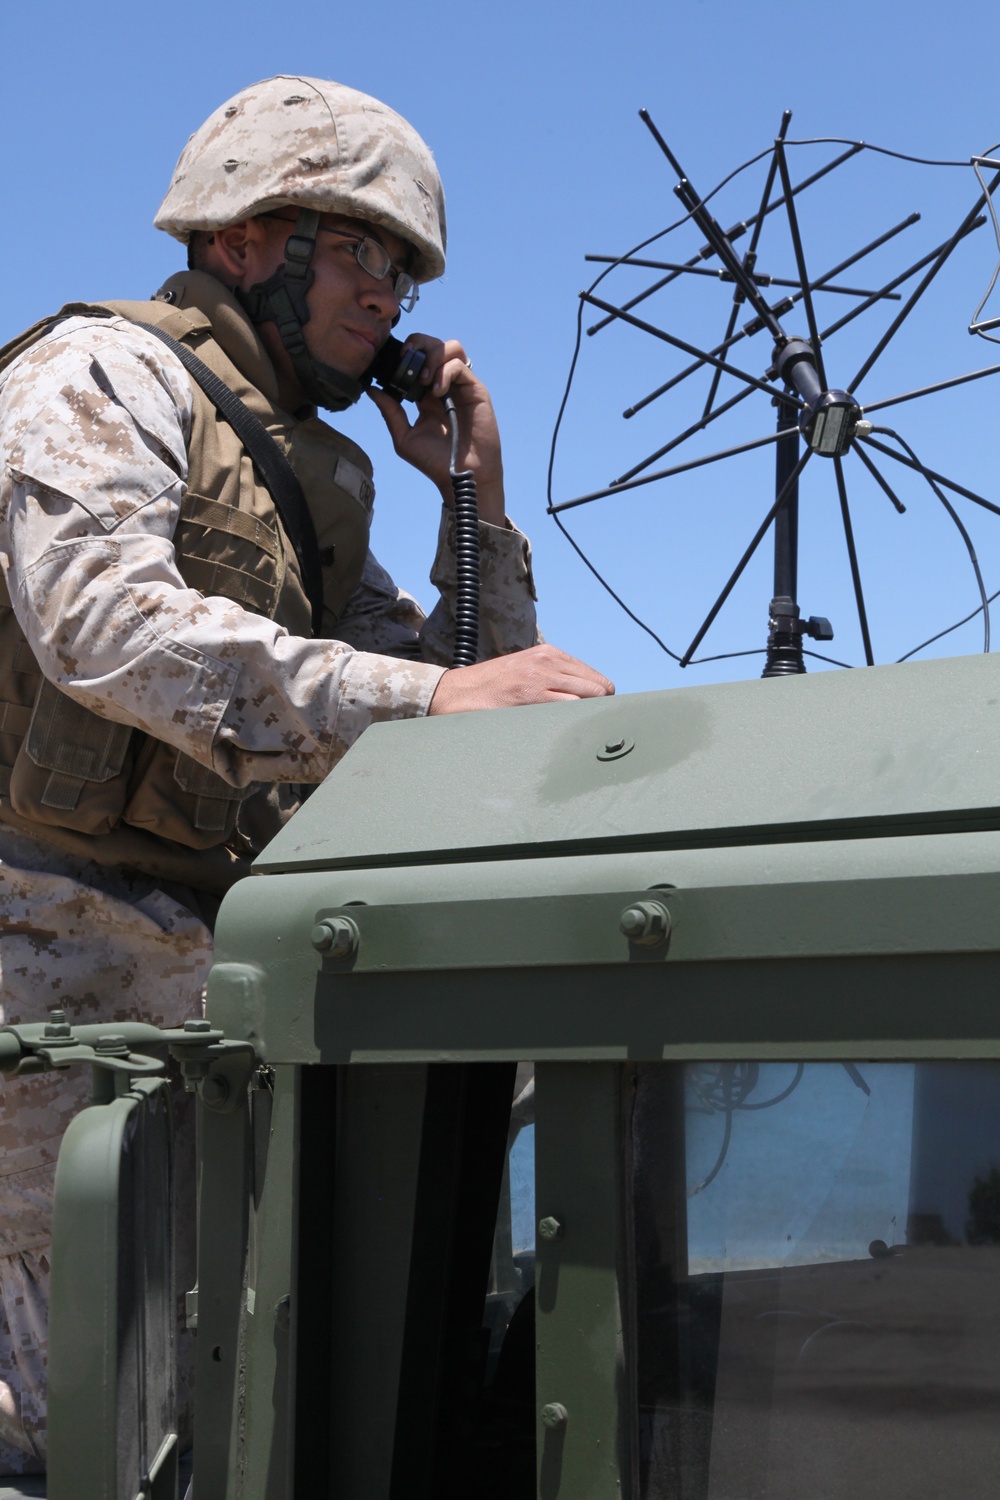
[368,337,506,526]
[428,644,614,715]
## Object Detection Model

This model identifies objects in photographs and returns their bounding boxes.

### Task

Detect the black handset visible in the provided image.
[367,336,426,402]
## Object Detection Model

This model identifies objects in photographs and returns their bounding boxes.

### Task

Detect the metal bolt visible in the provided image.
[619,899,671,948]
[44,1009,72,1039]
[94,1034,129,1057]
[311,916,360,959]
[596,734,635,762]
[538,1216,564,1242]
[183,1018,213,1033]
[201,1075,230,1107]
[541,1403,568,1429]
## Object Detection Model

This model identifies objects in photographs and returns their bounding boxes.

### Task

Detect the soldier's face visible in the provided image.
[258,212,410,376]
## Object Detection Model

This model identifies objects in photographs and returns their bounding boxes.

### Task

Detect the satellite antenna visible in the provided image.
[549,110,1000,675]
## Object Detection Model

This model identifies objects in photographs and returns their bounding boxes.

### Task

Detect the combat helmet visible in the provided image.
[155,76,447,411]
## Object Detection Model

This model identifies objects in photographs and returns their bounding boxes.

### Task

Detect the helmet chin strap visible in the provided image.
[235,207,370,412]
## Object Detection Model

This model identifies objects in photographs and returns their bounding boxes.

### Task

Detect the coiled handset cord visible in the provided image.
[442,393,480,668]
[368,341,479,668]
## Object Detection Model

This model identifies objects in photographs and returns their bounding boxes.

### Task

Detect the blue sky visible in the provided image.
[4,1,1000,694]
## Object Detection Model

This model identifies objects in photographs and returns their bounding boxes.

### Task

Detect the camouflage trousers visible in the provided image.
[0,827,212,1474]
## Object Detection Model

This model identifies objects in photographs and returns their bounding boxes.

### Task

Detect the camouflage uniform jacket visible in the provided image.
[0,271,540,894]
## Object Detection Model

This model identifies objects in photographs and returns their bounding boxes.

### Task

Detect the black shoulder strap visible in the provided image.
[133,320,324,635]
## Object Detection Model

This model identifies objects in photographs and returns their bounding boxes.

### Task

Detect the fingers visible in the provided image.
[397,334,472,398]
[428,644,615,716]
[367,385,413,444]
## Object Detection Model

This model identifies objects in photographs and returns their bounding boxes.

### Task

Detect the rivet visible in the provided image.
[541,1402,568,1429]
[538,1216,564,1241]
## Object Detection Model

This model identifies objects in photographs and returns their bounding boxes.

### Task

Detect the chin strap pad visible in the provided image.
[235,208,369,412]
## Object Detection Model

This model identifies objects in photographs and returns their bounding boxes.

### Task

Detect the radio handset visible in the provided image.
[366,337,480,668]
[367,335,427,402]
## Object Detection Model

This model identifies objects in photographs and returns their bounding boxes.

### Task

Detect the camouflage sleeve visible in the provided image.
[335,508,541,664]
[0,318,445,788]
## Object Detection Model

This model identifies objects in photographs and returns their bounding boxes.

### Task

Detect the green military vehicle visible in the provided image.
[5,648,1000,1499]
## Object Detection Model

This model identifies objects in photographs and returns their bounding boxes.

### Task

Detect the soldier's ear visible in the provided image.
[206,219,272,287]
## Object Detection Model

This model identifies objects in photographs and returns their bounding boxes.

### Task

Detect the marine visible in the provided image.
[0,75,613,1473]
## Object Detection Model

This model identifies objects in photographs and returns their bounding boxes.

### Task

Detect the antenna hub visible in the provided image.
[800,390,863,457]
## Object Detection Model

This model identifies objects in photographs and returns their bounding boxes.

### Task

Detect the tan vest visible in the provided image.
[0,272,375,894]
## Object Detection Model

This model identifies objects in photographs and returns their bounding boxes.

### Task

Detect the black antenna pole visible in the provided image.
[762,396,806,675]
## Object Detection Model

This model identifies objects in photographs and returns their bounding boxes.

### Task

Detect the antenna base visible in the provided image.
[762,596,833,677]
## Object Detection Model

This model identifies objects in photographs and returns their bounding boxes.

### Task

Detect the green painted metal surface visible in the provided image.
[48,1078,177,1500]
[255,656,1000,876]
[535,1064,626,1500]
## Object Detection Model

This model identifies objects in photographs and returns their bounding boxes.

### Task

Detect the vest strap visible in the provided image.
[181,556,275,615]
[181,492,279,558]
[133,321,324,634]
[41,770,86,812]
[0,702,32,736]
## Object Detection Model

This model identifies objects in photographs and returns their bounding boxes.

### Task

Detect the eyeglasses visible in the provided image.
[264,213,419,313]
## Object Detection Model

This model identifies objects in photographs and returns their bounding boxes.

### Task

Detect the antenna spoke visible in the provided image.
[859,435,1000,518]
[624,212,920,418]
[550,429,786,514]
[586,144,862,335]
[848,174,1000,392]
[875,429,990,653]
[587,255,899,301]
[833,456,875,665]
[821,221,985,343]
[852,442,907,514]
[774,140,829,388]
[618,383,757,487]
[861,361,1000,413]
[679,448,813,665]
[701,299,745,420]
[580,291,802,407]
[701,110,790,418]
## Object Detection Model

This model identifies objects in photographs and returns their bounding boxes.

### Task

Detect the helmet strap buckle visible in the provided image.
[235,207,370,412]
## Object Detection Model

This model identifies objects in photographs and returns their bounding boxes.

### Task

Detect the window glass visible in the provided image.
[630,1061,1000,1500]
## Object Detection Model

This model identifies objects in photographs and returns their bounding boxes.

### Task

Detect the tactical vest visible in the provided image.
[0,271,375,894]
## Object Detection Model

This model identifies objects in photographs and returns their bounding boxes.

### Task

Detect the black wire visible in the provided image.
[896,584,1000,663]
[738,1061,806,1110]
[782,137,974,168]
[686,1062,806,1197]
[687,647,767,665]
[969,143,1000,341]
[802,649,855,669]
[870,425,990,654]
[549,507,682,661]
[689,1105,733,1197]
